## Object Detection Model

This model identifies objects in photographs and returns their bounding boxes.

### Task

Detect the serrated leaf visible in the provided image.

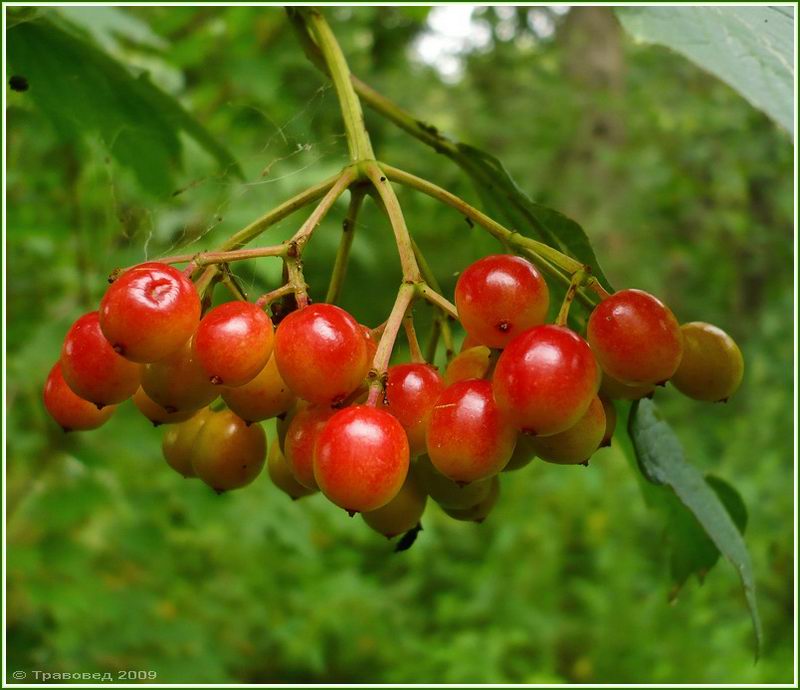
[7,17,242,195]
[629,399,762,654]
[617,6,794,139]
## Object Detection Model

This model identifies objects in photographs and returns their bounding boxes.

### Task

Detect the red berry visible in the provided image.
[444,345,492,386]
[442,475,500,523]
[274,304,369,405]
[314,405,410,513]
[141,338,218,413]
[455,254,549,348]
[385,363,444,457]
[99,263,200,362]
[529,395,606,465]
[268,441,318,500]
[222,355,295,423]
[284,404,336,490]
[362,467,427,538]
[161,408,214,478]
[194,301,274,387]
[191,410,266,492]
[61,311,141,407]
[132,388,196,426]
[43,362,116,431]
[426,379,517,483]
[587,289,682,386]
[493,325,599,436]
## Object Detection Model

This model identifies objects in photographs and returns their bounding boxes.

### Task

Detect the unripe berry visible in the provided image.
[599,372,655,401]
[493,325,599,436]
[671,322,744,402]
[274,304,369,405]
[362,467,427,538]
[141,338,218,413]
[194,301,274,387]
[600,397,616,448]
[132,387,196,426]
[587,289,682,386]
[43,362,116,431]
[455,254,549,348]
[442,475,500,523]
[267,441,317,500]
[284,404,335,490]
[426,379,517,483]
[314,405,410,513]
[529,396,606,465]
[191,411,266,492]
[99,263,200,362]
[444,346,492,386]
[161,409,214,478]
[416,454,493,509]
[385,363,443,457]
[61,311,141,407]
[503,435,537,472]
[222,356,295,423]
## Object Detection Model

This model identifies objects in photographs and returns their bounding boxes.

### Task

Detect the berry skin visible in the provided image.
[444,346,493,386]
[194,301,274,387]
[274,304,369,405]
[529,396,606,465]
[600,397,616,448]
[284,404,336,490]
[191,410,266,492]
[671,322,744,402]
[141,338,218,413]
[385,363,444,457]
[99,263,200,363]
[599,373,655,401]
[361,324,378,364]
[43,362,116,431]
[314,405,410,514]
[416,454,493,509]
[267,441,317,500]
[161,409,214,478]
[587,289,682,386]
[362,467,427,538]
[426,379,517,483]
[503,435,537,472]
[443,475,500,523]
[455,254,549,348]
[132,388,196,426]
[61,311,141,407]
[222,356,295,423]
[493,325,599,436]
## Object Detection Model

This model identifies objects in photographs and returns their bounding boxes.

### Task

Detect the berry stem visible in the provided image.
[587,277,611,301]
[219,269,248,301]
[325,187,366,304]
[518,248,595,309]
[159,245,287,269]
[417,284,459,321]
[403,315,425,363]
[255,283,294,308]
[411,238,455,360]
[556,269,587,327]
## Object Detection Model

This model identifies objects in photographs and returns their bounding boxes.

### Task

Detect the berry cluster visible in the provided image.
[44,253,743,542]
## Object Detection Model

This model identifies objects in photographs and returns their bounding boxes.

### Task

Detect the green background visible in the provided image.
[5,6,794,684]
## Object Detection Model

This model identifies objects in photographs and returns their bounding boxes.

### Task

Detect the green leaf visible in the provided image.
[53,6,168,51]
[7,17,242,195]
[629,399,762,654]
[616,6,794,139]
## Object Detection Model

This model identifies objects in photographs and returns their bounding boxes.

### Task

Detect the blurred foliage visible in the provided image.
[5,6,793,684]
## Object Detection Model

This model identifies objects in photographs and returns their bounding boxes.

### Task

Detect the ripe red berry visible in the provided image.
[671,322,744,402]
[314,405,410,513]
[274,304,369,405]
[194,301,274,387]
[385,363,444,456]
[161,408,214,478]
[493,325,599,436]
[416,454,493,509]
[267,441,317,500]
[43,362,116,431]
[99,263,200,362]
[362,468,427,538]
[587,289,682,386]
[141,338,218,413]
[599,372,655,401]
[221,355,294,423]
[132,388,196,426]
[191,410,266,492]
[284,404,336,490]
[455,254,549,348]
[426,379,517,483]
[444,345,492,386]
[442,475,500,523]
[60,311,141,407]
[529,395,606,465]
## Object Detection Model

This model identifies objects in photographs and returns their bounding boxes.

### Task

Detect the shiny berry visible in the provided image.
[284,404,335,490]
[444,345,493,386]
[61,311,141,407]
[99,262,200,362]
[416,454,493,509]
[194,301,274,387]
[274,304,369,405]
[314,405,410,513]
[455,254,549,348]
[191,411,266,492]
[599,372,655,401]
[671,322,744,402]
[426,379,517,483]
[222,355,295,423]
[141,338,218,412]
[493,325,599,436]
[267,441,317,500]
[587,289,682,385]
[362,467,427,538]
[161,409,214,478]
[132,388,196,426]
[530,396,606,465]
[43,362,116,431]
[385,363,444,457]
[442,475,499,523]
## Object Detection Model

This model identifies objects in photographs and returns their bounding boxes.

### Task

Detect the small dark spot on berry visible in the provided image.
[496,321,511,333]
[580,460,590,467]
[347,509,357,517]
[9,75,28,92]
[61,426,72,433]
[379,176,386,182]
[95,403,105,411]
[455,480,470,488]
[165,405,177,414]
[210,375,223,385]
[215,489,225,495]
[113,344,125,355]
[522,427,537,436]
[600,439,612,448]
[645,391,655,400]
[152,421,162,428]
[241,464,247,469]
[717,397,729,404]
[656,380,667,387]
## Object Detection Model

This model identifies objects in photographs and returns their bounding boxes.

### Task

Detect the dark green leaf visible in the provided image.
[629,399,762,654]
